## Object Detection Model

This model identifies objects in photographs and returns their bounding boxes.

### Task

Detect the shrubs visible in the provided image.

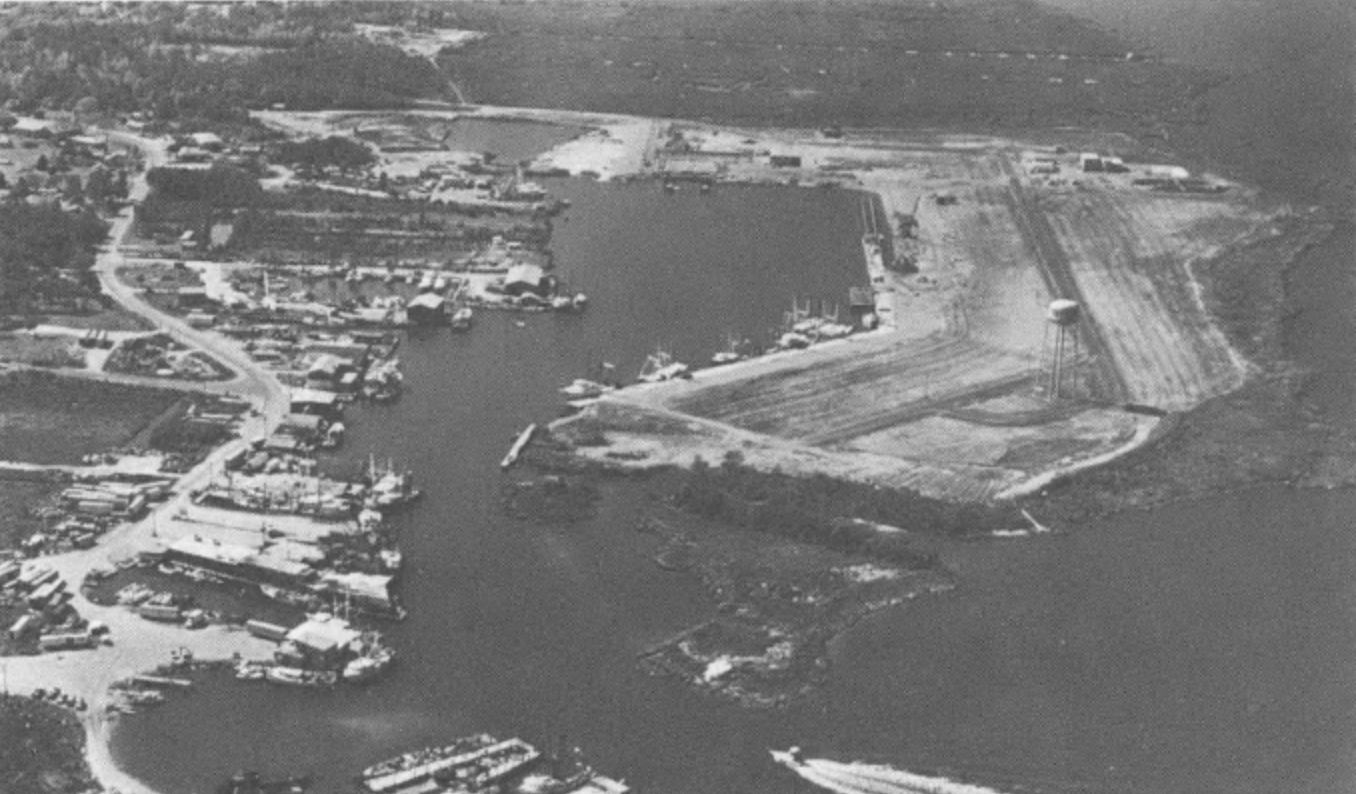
[274,136,375,172]
[671,452,1019,567]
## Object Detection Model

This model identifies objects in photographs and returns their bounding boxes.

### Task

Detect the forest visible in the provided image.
[670,452,1021,569]
[0,6,449,122]
[0,203,107,312]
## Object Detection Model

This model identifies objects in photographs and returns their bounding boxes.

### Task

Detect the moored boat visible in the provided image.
[264,666,336,688]
[559,379,615,399]
[637,347,688,383]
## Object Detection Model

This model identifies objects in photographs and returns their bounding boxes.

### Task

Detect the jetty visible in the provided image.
[501,424,537,470]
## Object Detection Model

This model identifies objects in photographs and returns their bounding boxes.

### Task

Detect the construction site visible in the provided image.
[500,114,1305,503]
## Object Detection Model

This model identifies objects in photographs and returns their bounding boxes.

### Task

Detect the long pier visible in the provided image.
[501,424,537,469]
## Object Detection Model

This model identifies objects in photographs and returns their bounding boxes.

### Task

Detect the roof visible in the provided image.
[505,263,545,285]
[307,353,347,375]
[285,616,360,653]
[282,413,325,430]
[290,388,340,405]
[319,570,394,604]
[408,293,446,310]
[169,536,254,566]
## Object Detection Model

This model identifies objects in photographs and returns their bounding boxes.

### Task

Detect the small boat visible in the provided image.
[343,649,395,683]
[265,666,337,688]
[637,347,688,383]
[450,306,473,330]
[433,274,448,292]
[360,734,498,781]
[710,333,747,365]
[260,584,321,610]
[514,320,527,328]
[235,662,267,681]
[559,378,615,399]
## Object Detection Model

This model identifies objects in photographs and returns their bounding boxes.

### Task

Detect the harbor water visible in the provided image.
[111,0,1356,791]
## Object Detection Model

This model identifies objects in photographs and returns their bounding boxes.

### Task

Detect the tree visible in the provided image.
[84,167,110,203]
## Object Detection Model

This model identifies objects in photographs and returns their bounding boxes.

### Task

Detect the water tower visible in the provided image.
[1043,299,1081,399]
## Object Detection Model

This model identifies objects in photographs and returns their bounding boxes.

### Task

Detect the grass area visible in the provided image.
[32,306,155,333]
[0,694,95,794]
[0,334,85,368]
[0,479,61,552]
[0,370,185,464]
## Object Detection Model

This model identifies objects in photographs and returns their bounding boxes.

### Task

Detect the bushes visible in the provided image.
[0,203,107,311]
[671,453,1020,567]
[274,136,375,172]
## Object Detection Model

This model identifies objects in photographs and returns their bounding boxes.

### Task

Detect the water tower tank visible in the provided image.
[1047,299,1081,326]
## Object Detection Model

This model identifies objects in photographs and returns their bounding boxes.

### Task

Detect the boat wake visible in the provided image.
[774,751,1013,794]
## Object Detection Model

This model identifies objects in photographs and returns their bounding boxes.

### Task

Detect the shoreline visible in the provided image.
[5,98,1337,794]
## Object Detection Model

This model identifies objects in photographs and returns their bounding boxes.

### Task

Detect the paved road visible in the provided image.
[96,131,289,431]
[0,131,288,724]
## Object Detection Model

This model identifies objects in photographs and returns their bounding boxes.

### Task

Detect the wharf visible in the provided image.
[501,424,537,470]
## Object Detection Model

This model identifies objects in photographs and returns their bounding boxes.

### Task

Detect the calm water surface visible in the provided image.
[113,1,1356,789]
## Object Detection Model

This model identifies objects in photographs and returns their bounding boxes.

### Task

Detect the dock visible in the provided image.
[501,424,537,470]
[131,674,194,689]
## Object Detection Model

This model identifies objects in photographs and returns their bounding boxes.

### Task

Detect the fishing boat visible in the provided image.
[710,333,747,365]
[637,347,688,383]
[260,584,322,611]
[234,661,267,681]
[559,378,615,399]
[342,647,395,683]
[365,456,422,509]
[265,666,336,688]
[360,734,498,782]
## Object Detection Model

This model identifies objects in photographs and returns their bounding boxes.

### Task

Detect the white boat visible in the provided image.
[433,274,448,292]
[343,649,395,683]
[265,666,336,687]
[450,306,473,329]
[711,333,747,365]
[637,347,688,383]
[235,662,267,681]
[559,378,615,399]
[418,271,435,291]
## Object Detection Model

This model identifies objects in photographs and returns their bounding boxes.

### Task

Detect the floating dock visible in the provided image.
[501,424,537,469]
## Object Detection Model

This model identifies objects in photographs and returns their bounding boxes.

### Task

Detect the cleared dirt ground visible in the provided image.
[547,126,1298,501]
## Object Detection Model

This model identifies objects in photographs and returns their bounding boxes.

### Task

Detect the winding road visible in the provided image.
[1,129,292,794]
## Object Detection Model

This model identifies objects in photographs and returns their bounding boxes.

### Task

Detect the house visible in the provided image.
[290,388,342,419]
[407,293,447,324]
[190,132,224,151]
[504,264,549,297]
[306,353,353,386]
[283,615,360,666]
